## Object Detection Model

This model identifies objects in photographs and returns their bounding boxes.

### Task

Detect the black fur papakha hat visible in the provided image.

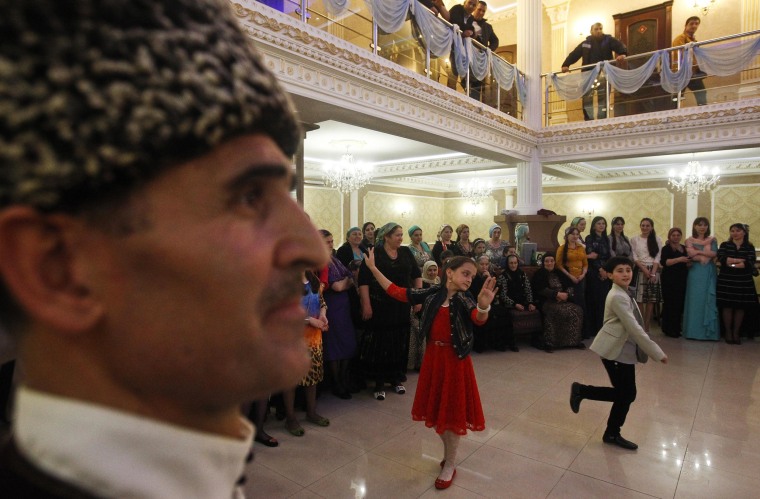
[0,0,300,210]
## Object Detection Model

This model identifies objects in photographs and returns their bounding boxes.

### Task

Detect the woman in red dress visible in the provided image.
[364,250,497,490]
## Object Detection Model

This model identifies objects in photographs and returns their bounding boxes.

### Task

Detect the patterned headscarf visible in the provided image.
[0,0,300,210]
[437,224,453,241]
[374,222,401,248]
[407,225,421,238]
[346,227,361,240]
[488,224,501,238]
[421,260,440,285]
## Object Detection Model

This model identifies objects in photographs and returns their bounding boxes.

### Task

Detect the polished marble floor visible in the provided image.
[245,327,760,498]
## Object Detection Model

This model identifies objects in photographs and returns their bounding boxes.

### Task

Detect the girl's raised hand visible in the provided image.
[477,276,499,309]
[365,247,376,270]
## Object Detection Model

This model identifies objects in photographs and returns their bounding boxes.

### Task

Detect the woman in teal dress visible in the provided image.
[682,217,719,340]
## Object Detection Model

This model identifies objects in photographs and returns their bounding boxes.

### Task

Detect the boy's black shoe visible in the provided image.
[603,434,638,450]
[570,382,583,413]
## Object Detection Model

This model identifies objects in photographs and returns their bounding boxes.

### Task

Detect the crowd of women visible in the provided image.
[251,216,756,451]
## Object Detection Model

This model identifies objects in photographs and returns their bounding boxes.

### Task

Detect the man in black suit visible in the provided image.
[562,23,627,120]
[447,0,479,90]
[469,1,500,102]
[0,1,327,497]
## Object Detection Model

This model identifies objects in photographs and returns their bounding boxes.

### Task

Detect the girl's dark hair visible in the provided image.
[304,270,321,294]
[692,217,711,238]
[443,255,477,274]
[604,256,634,274]
[729,223,750,246]
[362,221,375,236]
[440,249,455,262]
[562,227,579,267]
[455,224,469,241]
[590,216,608,237]
[640,218,659,258]
[610,216,629,253]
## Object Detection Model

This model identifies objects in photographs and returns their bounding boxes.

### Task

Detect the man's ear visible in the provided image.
[0,207,103,334]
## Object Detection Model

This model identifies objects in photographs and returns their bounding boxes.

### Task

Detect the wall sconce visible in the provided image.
[579,204,595,217]
[397,202,412,219]
[464,203,479,218]
[694,0,716,16]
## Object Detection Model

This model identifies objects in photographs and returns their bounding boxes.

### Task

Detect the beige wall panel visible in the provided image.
[363,191,445,246]
[712,184,760,241]
[442,198,500,242]
[304,186,343,243]
[543,188,673,244]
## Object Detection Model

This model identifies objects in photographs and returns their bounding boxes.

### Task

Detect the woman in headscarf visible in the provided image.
[408,225,433,271]
[432,223,461,265]
[531,252,585,352]
[358,222,422,400]
[495,254,537,352]
[409,260,441,371]
[422,261,441,288]
[484,224,509,272]
[472,238,487,261]
[320,230,358,399]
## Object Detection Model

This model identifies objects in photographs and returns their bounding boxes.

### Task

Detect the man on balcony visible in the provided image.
[470,1,499,103]
[447,0,478,90]
[562,23,627,121]
[672,16,707,106]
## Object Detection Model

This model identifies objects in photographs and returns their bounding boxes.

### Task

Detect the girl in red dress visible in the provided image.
[364,250,497,489]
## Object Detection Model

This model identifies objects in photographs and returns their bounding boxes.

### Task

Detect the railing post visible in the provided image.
[605,77,611,119]
[426,45,431,80]
[300,0,306,23]
[372,18,378,56]
[544,75,550,127]
[497,82,501,113]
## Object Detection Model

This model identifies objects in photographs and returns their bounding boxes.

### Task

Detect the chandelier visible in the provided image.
[322,150,372,194]
[668,161,719,198]
[459,179,493,204]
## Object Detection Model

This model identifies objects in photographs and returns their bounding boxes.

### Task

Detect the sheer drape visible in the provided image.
[491,56,526,103]
[659,47,693,94]
[602,55,659,94]
[410,1,454,58]
[467,38,490,81]
[365,0,411,34]
[550,64,601,101]
[694,36,760,77]
[322,0,351,16]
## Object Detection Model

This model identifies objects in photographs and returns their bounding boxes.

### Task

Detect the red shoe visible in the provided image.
[435,469,456,490]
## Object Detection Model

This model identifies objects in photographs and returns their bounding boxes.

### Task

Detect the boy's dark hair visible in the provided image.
[685,16,701,26]
[604,256,634,273]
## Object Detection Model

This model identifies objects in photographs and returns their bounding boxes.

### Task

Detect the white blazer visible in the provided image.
[590,283,666,363]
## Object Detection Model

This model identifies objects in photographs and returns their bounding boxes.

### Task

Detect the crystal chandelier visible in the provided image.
[693,0,716,16]
[458,179,493,204]
[668,161,719,198]
[322,150,372,194]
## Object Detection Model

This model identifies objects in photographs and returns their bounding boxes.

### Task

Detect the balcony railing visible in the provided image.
[542,29,760,126]
[255,0,524,120]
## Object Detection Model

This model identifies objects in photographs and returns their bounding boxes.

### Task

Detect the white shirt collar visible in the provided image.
[14,386,253,499]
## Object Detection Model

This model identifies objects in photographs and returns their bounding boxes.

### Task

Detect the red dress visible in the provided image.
[412,305,486,435]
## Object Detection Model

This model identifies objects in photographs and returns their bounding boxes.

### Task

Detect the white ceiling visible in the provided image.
[303,119,760,191]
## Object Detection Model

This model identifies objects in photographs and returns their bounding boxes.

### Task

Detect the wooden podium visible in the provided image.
[493,214,567,252]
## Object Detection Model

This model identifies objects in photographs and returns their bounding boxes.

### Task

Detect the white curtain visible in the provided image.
[467,38,490,81]
[322,0,351,16]
[410,0,454,58]
[659,47,693,94]
[550,64,601,101]
[694,36,760,77]
[451,26,469,77]
[602,55,659,94]
[491,56,525,103]
[364,0,411,34]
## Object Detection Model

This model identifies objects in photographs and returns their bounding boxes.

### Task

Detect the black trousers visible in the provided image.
[580,359,636,436]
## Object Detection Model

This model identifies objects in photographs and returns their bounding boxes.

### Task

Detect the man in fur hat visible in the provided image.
[0,0,327,496]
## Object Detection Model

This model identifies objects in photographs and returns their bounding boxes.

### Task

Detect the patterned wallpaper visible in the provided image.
[443,198,500,242]
[303,186,343,242]
[712,184,760,242]
[363,191,445,246]
[542,188,673,244]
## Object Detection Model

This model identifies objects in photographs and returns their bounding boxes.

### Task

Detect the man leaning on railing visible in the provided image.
[562,23,627,121]
[672,16,707,106]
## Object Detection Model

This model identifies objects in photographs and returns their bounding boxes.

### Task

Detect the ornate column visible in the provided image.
[544,0,570,124]
[515,0,543,214]
[349,190,359,227]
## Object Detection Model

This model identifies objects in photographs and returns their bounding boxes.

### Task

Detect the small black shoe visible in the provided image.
[602,434,638,450]
[570,382,582,414]
[509,345,520,352]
